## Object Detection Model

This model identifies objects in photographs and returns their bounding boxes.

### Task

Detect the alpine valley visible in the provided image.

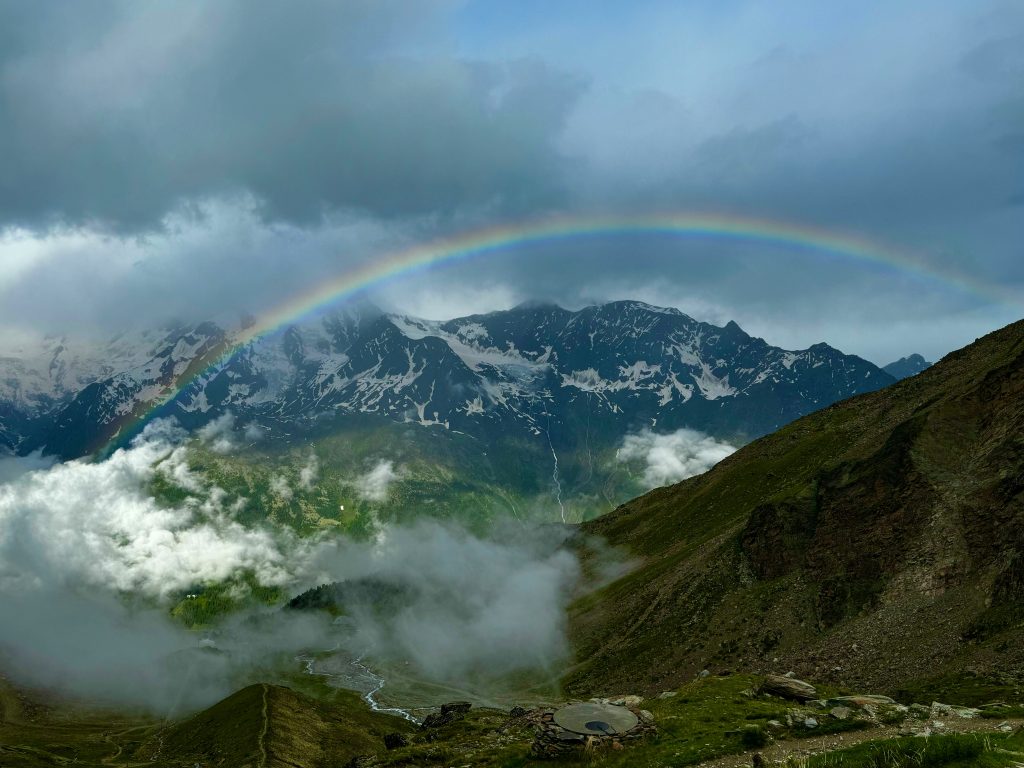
[0,300,894,524]
[2,312,1023,768]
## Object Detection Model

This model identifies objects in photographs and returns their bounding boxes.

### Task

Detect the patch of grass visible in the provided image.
[741,724,771,748]
[894,671,1024,707]
[595,674,800,767]
[789,732,1022,768]
[794,716,872,738]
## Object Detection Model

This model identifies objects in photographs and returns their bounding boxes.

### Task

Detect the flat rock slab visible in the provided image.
[553,703,639,736]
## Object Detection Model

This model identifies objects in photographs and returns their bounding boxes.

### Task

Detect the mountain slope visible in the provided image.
[566,318,1024,699]
[136,683,411,767]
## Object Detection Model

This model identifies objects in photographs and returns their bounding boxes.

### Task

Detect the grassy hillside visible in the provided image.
[135,683,412,767]
[565,318,1024,699]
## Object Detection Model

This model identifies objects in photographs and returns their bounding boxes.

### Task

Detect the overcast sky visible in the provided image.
[0,0,1021,363]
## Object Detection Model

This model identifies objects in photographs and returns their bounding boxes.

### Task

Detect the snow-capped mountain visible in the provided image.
[1,301,895,458]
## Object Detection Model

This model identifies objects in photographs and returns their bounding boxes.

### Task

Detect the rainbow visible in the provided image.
[102,210,1015,453]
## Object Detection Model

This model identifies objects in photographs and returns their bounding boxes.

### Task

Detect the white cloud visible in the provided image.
[196,411,238,453]
[617,427,736,489]
[354,459,401,502]
[243,422,264,442]
[298,452,319,491]
[269,474,293,501]
[0,419,313,598]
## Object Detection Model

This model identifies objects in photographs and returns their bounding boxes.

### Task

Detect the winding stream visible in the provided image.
[298,650,419,723]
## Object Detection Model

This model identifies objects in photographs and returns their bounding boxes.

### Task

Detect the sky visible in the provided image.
[0,0,1022,363]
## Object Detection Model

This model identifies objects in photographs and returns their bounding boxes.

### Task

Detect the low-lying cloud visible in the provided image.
[354,459,401,502]
[312,522,579,682]
[617,427,737,488]
[0,421,582,711]
[0,419,306,597]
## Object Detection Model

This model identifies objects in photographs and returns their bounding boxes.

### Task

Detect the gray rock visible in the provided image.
[657,691,678,699]
[804,717,818,729]
[830,706,854,720]
[441,701,472,715]
[760,675,817,702]
[421,701,471,730]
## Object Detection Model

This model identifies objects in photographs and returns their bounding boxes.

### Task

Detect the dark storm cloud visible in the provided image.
[0,0,1022,364]
[0,0,583,231]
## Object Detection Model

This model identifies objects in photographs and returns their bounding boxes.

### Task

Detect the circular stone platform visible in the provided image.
[552,702,639,736]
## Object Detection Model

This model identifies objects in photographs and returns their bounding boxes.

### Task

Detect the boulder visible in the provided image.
[830,706,854,720]
[760,675,817,702]
[421,701,472,730]
[441,701,472,715]
[383,732,408,750]
[803,717,818,729]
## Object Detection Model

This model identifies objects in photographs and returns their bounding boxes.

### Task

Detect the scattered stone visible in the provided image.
[383,733,408,750]
[783,671,797,678]
[930,702,981,719]
[697,669,711,680]
[591,695,643,708]
[766,720,785,733]
[657,691,678,699]
[803,717,818,729]
[830,706,854,720]
[760,675,817,702]
[998,721,1013,733]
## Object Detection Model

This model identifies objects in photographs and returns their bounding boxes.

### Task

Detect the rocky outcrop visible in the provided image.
[421,701,471,730]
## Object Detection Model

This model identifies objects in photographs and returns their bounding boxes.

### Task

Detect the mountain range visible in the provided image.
[2,300,893,457]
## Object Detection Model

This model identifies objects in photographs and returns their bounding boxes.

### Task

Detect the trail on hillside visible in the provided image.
[699,718,1024,768]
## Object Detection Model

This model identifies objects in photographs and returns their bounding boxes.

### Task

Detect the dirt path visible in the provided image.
[257,682,270,768]
[699,718,1024,767]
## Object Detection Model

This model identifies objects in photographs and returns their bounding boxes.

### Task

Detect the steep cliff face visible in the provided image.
[567,319,1024,698]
